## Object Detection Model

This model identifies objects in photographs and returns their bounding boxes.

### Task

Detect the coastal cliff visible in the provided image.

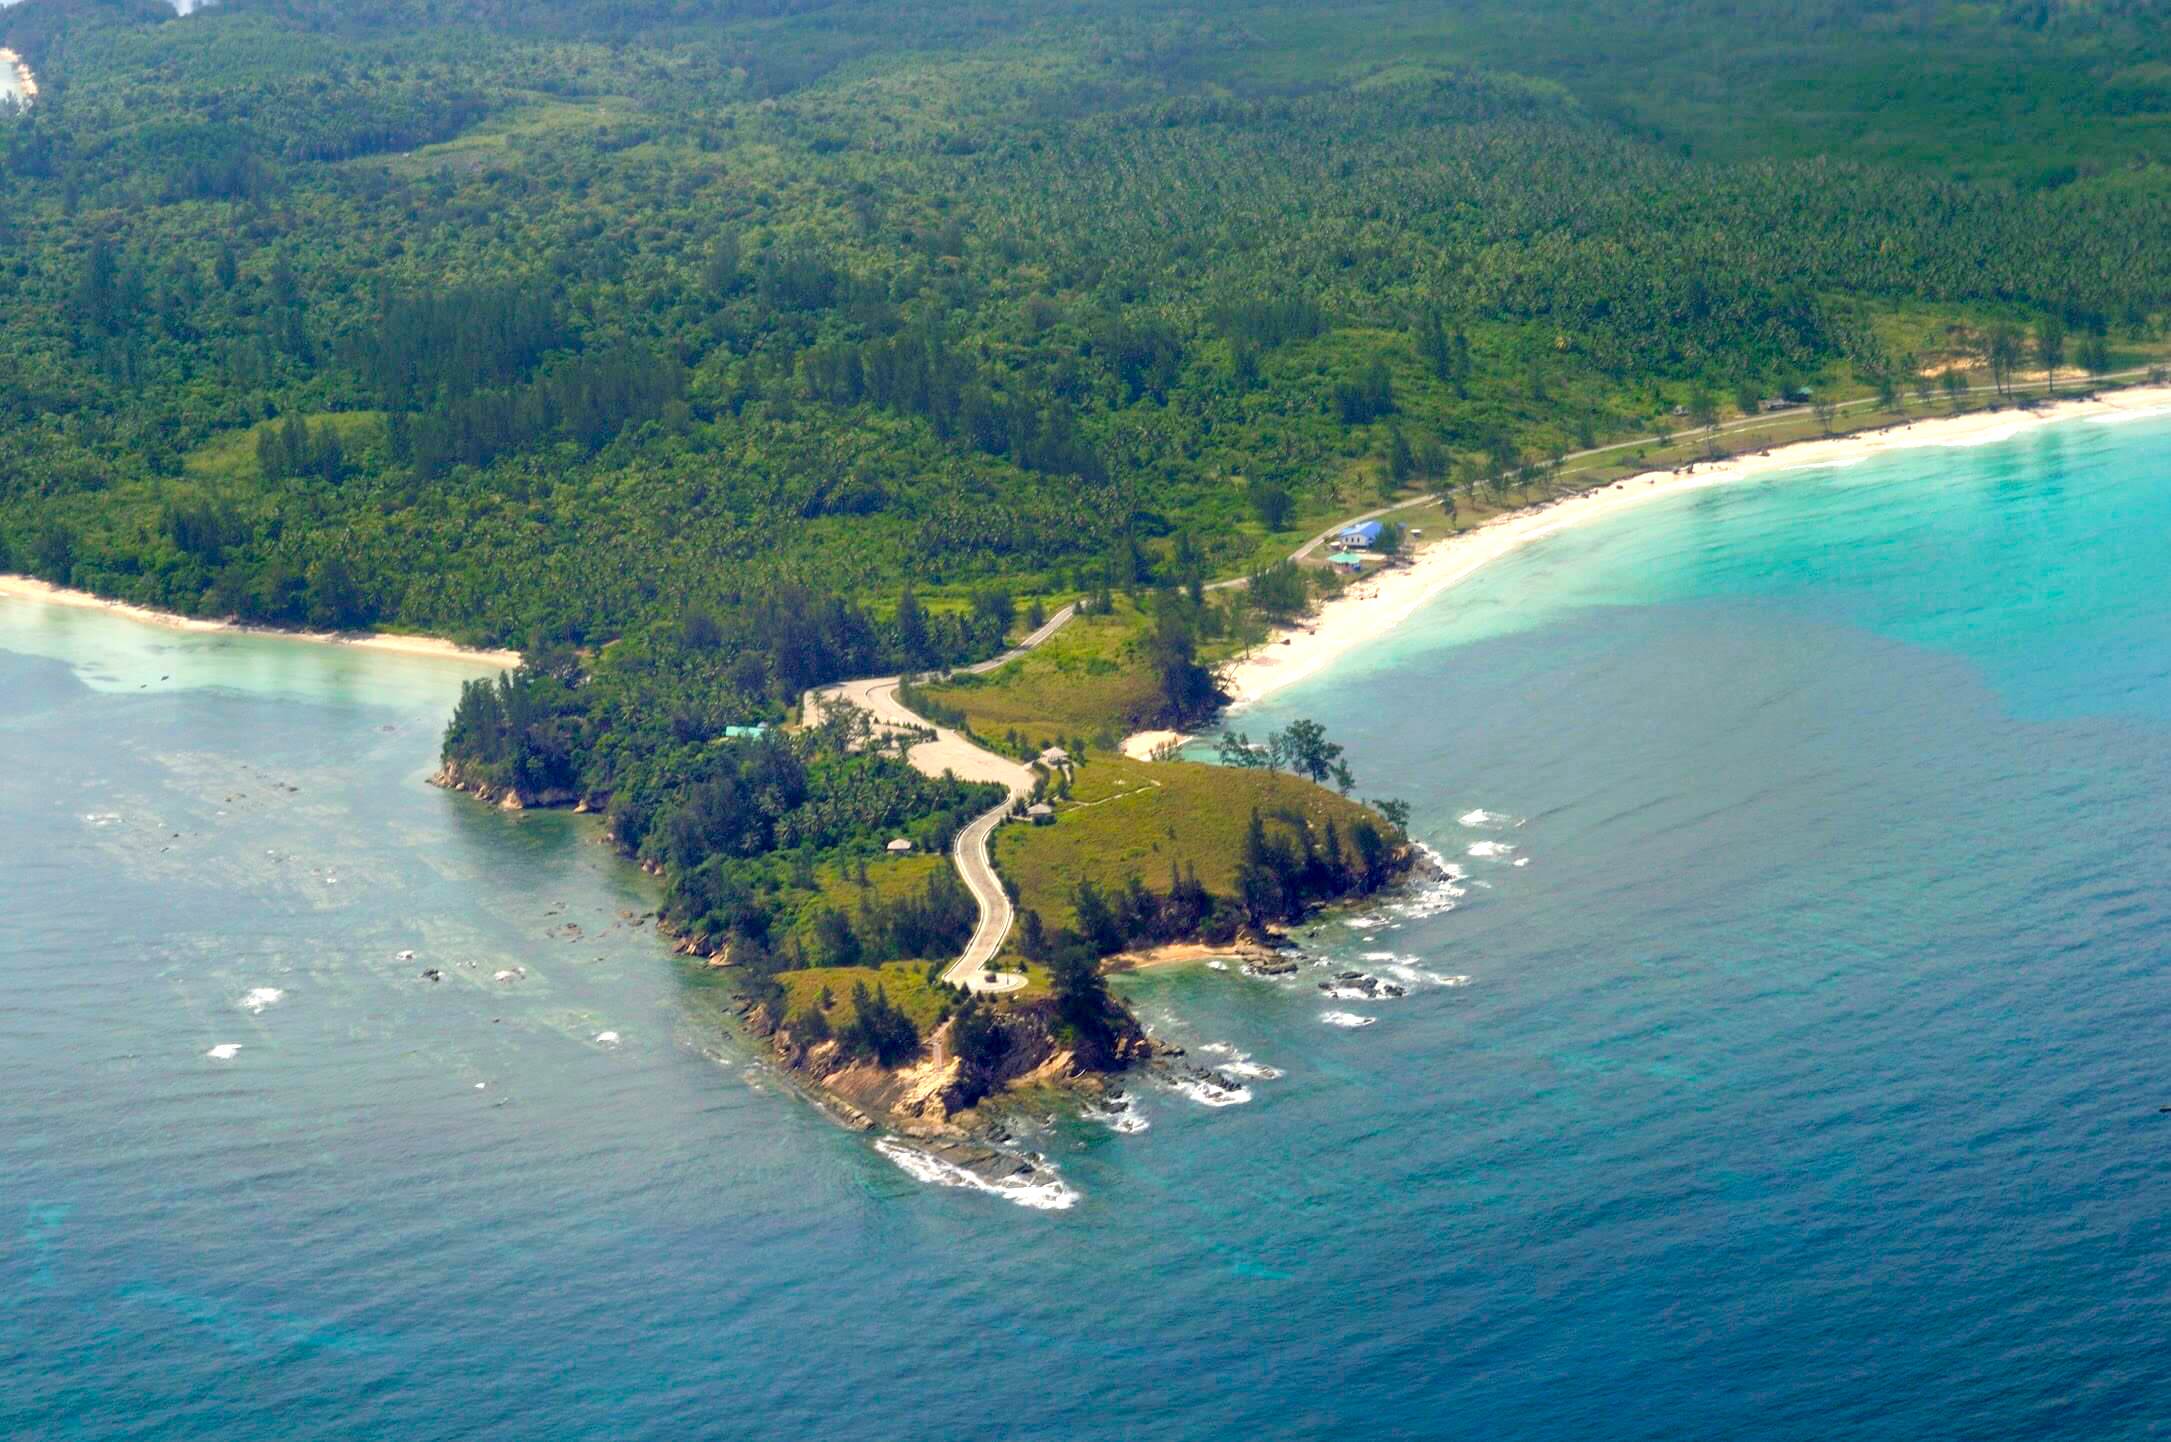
[743,989,1153,1137]
[429,757,583,812]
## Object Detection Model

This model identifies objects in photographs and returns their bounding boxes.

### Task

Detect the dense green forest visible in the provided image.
[6,0,2171,1034]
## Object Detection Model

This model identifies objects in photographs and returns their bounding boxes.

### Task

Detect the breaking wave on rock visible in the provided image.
[1168,1072,1254,1107]
[1089,1094,1151,1134]
[873,1139,1080,1211]
[1360,953,1472,990]
[1197,1042,1284,1081]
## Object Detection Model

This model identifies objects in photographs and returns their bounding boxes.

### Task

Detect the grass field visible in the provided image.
[992,753,1383,934]
[777,961,952,1032]
[779,851,947,952]
[375,95,630,176]
[183,412,388,485]
[918,597,1167,744]
[779,956,1051,1028]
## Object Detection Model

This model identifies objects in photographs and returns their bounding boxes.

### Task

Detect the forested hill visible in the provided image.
[3,0,2170,998]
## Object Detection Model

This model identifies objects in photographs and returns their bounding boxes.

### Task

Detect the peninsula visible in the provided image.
[6,0,2171,1149]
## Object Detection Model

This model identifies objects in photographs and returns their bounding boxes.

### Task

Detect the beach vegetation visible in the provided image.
[8,0,2171,1031]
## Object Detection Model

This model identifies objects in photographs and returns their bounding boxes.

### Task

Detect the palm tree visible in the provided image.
[1941,368,1967,412]
[1987,325,2022,397]
[2036,316,2066,397]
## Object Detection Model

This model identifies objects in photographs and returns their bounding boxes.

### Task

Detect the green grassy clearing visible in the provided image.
[182,412,388,486]
[992,753,1382,935]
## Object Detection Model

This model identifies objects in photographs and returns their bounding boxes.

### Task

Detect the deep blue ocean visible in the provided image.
[7,410,2171,1440]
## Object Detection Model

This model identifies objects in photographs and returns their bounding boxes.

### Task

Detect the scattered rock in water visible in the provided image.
[1245,957,1300,977]
[420,968,443,983]
[1318,971,1407,1000]
[873,1137,1079,1209]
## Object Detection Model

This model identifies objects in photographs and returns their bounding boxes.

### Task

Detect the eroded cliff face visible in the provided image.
[430,759,582,812]
[747,999,1151,1139]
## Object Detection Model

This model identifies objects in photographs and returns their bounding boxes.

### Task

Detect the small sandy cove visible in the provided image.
[0,575,521,668]
[1121,384,2171,758]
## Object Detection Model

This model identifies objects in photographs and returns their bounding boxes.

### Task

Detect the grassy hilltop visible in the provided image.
[7,0,2171,1066]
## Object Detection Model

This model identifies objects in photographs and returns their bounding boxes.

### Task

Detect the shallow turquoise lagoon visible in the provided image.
[7,410,2171,1439]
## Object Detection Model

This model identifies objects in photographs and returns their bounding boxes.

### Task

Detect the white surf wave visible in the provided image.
[593,1030,621,1047]
[1319,1011,1375,1028]
[1169,1074,1254,1107]
[1090,1095,1151,1134]
[873,1139,1080,1210]
[238,987,285,1014]
[1197,1042,1283,1081]
[205,1043,242,1060]
[1466,840,1516,859]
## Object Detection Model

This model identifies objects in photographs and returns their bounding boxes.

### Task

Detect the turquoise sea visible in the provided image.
[7,409,2171,1439]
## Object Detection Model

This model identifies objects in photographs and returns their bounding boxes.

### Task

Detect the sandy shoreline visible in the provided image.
[1206,384,2171,717]
[0,574,522,668]
[1102,939,1281,971]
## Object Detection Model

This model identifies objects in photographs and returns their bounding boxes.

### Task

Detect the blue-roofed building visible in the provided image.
[722,724,769,740]
[1337,520,1384,549]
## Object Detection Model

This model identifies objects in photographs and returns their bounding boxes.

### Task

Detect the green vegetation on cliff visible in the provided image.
[9,0,2171,1063]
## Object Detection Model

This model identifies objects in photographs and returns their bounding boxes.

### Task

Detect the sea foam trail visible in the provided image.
[1361,953,1472,990]
[873,1139,1079,1210]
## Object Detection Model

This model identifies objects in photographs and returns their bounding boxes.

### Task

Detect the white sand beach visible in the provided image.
[0,574,522,668]
[1216,384,2171,715]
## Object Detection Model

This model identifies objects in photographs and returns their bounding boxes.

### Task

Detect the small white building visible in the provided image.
[1027,802,1056,826]
[1038,746,1070,768]
[886,837,914,853]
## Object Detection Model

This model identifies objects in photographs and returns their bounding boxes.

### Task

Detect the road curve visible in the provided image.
[809,370,2159,989]
[805,676,1035,993]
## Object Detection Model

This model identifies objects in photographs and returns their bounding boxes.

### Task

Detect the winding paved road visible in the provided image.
[804,673,1039,994]
[811,373,2158,989]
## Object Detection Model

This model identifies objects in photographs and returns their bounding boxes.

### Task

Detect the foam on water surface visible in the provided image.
[872,1140,1080,1211]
